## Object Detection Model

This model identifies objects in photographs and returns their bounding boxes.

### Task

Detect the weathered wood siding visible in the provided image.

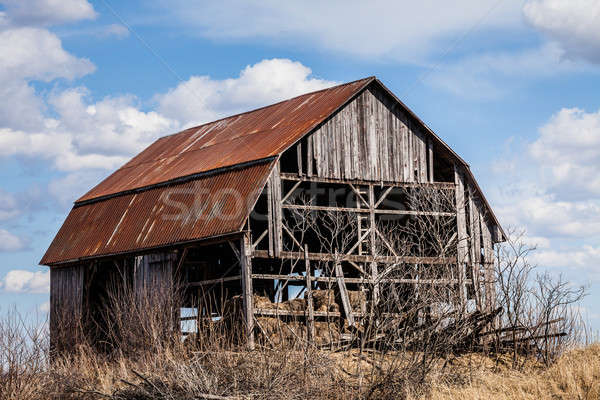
[464,181,497,311]
[309,85,430,182]
[50,264,84,351]
[134,252,177,294]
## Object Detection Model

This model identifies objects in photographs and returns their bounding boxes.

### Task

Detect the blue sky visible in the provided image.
[0,0,599,328]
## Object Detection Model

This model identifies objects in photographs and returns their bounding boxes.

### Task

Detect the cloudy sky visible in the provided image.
[0,0,599,326]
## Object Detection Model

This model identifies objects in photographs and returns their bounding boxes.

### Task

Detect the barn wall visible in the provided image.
[309,85,430,182]
[134,252,177,294]
[50,264,84,352]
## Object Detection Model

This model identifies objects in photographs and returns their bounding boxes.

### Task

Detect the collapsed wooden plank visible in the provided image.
[335,260,355,326]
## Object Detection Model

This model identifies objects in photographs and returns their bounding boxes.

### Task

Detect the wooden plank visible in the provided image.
[335,259,355,326]
[240,234,255,349]
[279,172,456,189]
[251,273,470,285]
[427,137,434,183]
[481,219,495,313]
[468,185,483,310]
[281,203,455,217]
[266,172,274,257]
[296,142,303,176]
[187,275,241,286]
[304,245,315,342]
[306,135,313,177]
[454,165,468,307]
[252,250,456,265]
[271,163,282,257]
[255,308,341,318]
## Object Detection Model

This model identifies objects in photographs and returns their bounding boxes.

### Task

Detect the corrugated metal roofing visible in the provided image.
[78,77,374,203]
[40,161,274,265]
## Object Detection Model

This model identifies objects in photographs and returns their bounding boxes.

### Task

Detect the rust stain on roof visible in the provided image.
[78,77,374,203]
[41,161,274,265]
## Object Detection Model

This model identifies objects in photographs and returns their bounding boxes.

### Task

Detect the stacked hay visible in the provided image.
[347,290,367,312]
[313,290,339,313]
[218,289,367,346]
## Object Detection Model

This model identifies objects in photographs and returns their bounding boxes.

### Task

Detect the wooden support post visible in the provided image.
[335,256,355,327]
[468,185,483,311]
[368,184,380,304]
[272,163,282,257]
[427,138,434,183]
[304,245,315,343]
[296,141,303,176]
[306,136,313,177]
[240,233,255,350]
[454,165,468,308]
[481,220,495,313]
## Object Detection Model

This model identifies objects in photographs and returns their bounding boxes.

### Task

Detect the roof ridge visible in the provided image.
[160,76,376,139]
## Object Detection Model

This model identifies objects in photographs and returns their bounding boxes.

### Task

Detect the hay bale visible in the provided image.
[313,290,339,312]
[314,321,341,345]
[347,290,367,312]
[281,298,306,312]
[253,294,273,309]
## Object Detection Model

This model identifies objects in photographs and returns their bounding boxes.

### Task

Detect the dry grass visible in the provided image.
[2,326,600,400]
[428,344,600,400]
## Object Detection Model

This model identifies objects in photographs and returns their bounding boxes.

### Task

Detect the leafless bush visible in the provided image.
[494,228,586,366]
[0,308,49,400]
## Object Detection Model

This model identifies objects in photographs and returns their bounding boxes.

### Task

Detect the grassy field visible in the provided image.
[2,336,599,399]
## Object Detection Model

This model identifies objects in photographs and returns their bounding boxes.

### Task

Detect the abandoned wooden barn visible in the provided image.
[41,77,505,350]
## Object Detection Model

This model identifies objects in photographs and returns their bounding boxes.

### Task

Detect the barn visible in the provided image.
[41,77,504,350]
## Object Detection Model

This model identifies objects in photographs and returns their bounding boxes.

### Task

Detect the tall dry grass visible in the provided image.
[428,344,600,400]
[1,302,599,400]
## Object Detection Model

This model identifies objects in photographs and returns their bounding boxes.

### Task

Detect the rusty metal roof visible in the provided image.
[78,77,374,203]
[41,160,274,265]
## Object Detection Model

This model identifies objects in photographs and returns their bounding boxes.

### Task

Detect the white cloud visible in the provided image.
[0,0,96,26]
[102,23,129,39]
[0,228,26,251]
[530,245,600,270]
[0,27,95,82]
[530,107,600,198]
[0,270,49,293]
[491,105,600,280]
[0,88,179,172]
[523,0,600,63]
[426,43,583,99]
[0,190,19,221]
[156,58,336,127]
[0,27,95,131]
[164,0,521,62]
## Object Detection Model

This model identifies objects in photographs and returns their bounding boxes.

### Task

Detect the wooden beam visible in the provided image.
[252,250,455,265]
[374,186,394,208]
[280,172,455,189]
[369,185,380,304]
[281,180,302,204]
[454,164,468,307]
[252,229,269,251]
[306,135,313,177]
[296,141,303,176]
[281,203,455,217]
[251,273,472,285]
[427,138,434,183]
[335,259,354,326]
[187,275,241,287]
[240,234,254,350]
[304,245,315,342]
